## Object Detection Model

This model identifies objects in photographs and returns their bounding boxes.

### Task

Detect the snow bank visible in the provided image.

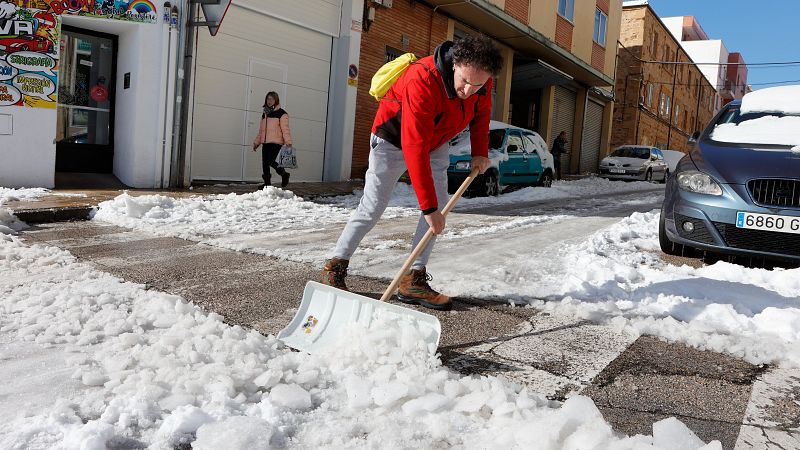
[533,211,800,367]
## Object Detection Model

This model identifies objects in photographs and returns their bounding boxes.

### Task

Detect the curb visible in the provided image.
[13,206,94,224]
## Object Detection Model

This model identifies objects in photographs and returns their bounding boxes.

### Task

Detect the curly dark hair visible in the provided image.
[451,34,503,76]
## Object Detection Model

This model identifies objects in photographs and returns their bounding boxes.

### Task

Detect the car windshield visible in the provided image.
[709,107,800,147]
[610,147,650,159]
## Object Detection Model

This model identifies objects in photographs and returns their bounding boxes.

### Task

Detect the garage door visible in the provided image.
[579,99,604,173]
[190,1,339,182]
[550,86,576,175]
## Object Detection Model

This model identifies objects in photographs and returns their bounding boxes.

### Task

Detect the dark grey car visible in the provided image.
[659,92,800,263]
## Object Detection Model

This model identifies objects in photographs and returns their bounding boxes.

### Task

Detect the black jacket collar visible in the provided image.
[434,41,457,100]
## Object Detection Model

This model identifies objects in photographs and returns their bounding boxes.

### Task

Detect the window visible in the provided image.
[674,104,680,125]
[507,133,525,153]
[593,8,607,46]
[523,133,545,153]
[558,0,574,22]
[665,95,671,117]
[647,83,653,107]
[651,33,658,57]
[659,92,665,115]
[385,46,403,63]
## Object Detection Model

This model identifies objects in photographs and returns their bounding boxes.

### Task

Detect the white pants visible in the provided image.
[332,134,450,269]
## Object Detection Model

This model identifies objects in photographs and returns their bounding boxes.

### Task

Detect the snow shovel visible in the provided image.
[278,167,480,354]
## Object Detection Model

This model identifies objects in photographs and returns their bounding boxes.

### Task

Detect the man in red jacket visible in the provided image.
[322,35,502,311]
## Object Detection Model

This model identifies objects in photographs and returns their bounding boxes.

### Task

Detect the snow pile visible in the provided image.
[0,187,52,205]
[0,208,27,235]
[711,116,800,146]
[0,188,45,234]
[0,235,719,449]
[739,85,800,115]
[534,211,800,367]
[93,187,415,241]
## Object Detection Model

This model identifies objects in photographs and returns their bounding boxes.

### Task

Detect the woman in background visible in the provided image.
[252,91,291,188]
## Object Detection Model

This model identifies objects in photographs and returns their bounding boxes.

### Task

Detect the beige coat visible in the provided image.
[252,108,292,148]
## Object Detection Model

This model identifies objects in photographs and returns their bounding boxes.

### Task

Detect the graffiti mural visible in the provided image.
[0,1,60,108]
[12,0,158,24]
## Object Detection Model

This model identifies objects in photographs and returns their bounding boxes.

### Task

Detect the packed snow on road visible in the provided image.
[3,177,797,448]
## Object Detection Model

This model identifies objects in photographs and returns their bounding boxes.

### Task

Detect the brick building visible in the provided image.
[612,2,717,153]
[349,0,623,179]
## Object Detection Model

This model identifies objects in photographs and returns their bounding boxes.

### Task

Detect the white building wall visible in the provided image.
[661,17,683,41]
[0,107,56,188]
[62,15,174,188]
[324,0,363,181]
[1,12,176,189]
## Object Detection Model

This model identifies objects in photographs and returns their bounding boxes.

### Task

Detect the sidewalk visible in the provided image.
[3,180,364,223]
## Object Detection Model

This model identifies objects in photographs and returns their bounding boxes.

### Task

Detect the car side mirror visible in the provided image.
[689,131,701,143]
[507,144,518,153]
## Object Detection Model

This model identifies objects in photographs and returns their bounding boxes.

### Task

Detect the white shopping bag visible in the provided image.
[277,145,297,169]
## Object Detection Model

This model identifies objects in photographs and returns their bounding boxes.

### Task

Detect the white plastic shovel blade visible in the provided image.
[278,281,442,354]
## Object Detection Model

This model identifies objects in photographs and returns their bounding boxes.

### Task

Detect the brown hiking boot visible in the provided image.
[397,267,452,311]
[321,258,349,291]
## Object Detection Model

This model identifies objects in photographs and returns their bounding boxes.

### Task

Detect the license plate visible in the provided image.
[610,168,625,174]
[736,212,800,234]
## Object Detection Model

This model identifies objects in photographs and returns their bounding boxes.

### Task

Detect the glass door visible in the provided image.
[56,26,116,173]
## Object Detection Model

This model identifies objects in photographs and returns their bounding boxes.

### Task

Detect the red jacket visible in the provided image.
[372,42,492,213]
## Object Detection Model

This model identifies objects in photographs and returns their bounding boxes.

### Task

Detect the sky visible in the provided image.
[647,0,800,90]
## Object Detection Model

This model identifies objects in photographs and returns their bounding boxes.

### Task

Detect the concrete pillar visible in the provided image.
[570,87,588,174]
[494,46,514,122]
[540,85,556,145]
[323,0,363,181]
[600,100,614,157]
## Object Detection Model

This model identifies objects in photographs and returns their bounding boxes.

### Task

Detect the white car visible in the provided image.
[599,145,670,182]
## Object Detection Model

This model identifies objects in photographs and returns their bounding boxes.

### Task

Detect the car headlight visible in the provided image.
[676,170,723,196]
[455,160,471,170]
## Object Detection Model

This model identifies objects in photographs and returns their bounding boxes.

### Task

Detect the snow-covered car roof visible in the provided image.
[739,85,800,115]
[612,144,653,149]
[488,120,539,135]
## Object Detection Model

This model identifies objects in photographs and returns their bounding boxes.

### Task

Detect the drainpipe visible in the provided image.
[158,2,178,188]
[666,50,678,149]
[171,0,196,187]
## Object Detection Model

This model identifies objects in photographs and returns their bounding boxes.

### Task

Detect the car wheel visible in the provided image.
[538,171,553,188]
[659,209,685,256]
[480,171,499,197]
[645,169,653,182]
[661,169,670,183]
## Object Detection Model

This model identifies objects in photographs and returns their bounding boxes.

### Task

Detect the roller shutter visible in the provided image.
[550,86,577,175]
[579,99,604,173]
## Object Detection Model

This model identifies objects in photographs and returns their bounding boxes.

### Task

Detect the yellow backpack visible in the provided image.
[369,52,418,101]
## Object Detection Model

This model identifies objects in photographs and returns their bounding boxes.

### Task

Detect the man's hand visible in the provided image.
[471,155,491,174]
[424,210,446,235]
[252,143,259,152]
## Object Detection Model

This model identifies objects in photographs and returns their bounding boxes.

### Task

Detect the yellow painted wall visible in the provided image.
[572,0,596,63]
[603,1,622,78]
[529,0,557,40]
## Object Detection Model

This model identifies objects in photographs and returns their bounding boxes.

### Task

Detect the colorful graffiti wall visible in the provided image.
[0,1,60,108]
[13,0,158,23]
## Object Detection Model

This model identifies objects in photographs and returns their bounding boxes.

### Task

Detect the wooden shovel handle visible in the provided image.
[380,167,480,302]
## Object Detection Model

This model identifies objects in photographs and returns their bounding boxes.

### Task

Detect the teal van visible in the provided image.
[447,121,555,196]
